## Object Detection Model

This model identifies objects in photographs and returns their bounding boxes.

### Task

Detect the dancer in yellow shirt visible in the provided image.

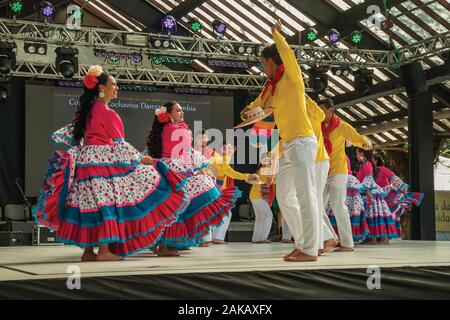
[305,96,340,254]
[195,131,259,245]
[320,98,372,251]
[241,19,320,262]
[249,156,277,243]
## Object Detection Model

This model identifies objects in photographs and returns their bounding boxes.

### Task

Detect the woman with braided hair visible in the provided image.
[33,66,188,261]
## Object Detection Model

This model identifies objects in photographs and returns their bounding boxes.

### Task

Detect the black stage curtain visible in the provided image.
[0,78,26,207]
[0,266,449,299]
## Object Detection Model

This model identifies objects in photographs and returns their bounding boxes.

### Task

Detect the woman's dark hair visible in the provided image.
[357,147,377,170]
[73,72,109,143]
[372,153,384,167]
[146,101,177,158]
[261,44,282,65]
[318,97,334,110]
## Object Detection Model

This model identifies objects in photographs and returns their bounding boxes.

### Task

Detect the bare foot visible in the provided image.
[323,238,340,253]
[269,234,282,242]
[285,251,318,262]
[362,238,378,245]
[318,250,323,256]
[334,246,354,252]
[212,240,227,244]
[283,248,301,260]
[199,242,211,247]
[81,251,97,262]
[252,240,272,244]
[377,237,389,245]
[96,252,124,261]
[157,246,180,257]
[281,239,294,244]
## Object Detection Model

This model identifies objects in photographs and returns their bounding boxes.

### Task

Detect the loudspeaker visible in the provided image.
[34,226,60,245]
[0,231,23,246]
[400,62,427,95]
[0,221,34,245]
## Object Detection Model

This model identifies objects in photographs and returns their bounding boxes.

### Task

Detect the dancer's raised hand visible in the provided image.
[363,139,373,150]
[272,18,282,34]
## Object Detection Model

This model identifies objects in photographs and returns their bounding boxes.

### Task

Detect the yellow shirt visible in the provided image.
[306,96,329,163]
[241,31,314,143]
[209,152,249,189]
[328,122,368,176]
[249,170,274,201]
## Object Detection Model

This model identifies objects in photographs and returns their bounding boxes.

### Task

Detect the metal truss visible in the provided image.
[391,31,450,66]
[9,62,268,90]
[0,17,448,92]
[1,18,448,68]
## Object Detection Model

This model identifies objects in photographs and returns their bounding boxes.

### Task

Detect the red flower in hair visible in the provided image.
[157,113,170,123]
[83,75,99,90]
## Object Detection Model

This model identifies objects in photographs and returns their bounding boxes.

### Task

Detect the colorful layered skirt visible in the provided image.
[360,176,399,240]
[157,149,241,249]
[33,138,189,256]
[382,183,424,237]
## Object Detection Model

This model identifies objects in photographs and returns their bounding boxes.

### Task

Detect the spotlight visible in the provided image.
[152,57,163,65]
[0,41,17,75]
[10,0,23,16]
[71,7,84,20]
[40,1,56,19]
[66,4,84,29]
[353,68,374,94]
[235,44,255,55]
[212,20,227,36]
[109,52,120,63]
[55,47,79,79]
[37,44,47,55]
[305,27,319,42]
[308,65,328,94]
[350,31,363,46]
[341,68,351,77]
[151,38,173,49]
[151,56,193,65]
[153,39,162,47]
[162,15,177,33]
[188,18,202,33]
[332,66,351,77]
[327,28,341,44]
[24,43,47,55]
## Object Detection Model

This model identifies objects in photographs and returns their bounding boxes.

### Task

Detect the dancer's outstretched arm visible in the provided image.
[272,19,304,88]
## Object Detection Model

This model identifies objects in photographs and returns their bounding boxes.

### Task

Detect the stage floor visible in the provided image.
[1,240,450,282]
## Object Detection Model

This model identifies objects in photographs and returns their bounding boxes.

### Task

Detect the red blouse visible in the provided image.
[84,100,124,145]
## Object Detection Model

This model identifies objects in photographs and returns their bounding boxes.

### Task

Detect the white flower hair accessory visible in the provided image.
[87,65,103,77]
[155,106,167,116]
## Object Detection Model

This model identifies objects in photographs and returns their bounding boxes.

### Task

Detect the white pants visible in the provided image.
[282,215,292,240]
[203,210,232,242]
[315,160,338,249]
[324,174,354,248]
[276,136,320,256]
[251,199,273,242]
[281,160,337,247]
